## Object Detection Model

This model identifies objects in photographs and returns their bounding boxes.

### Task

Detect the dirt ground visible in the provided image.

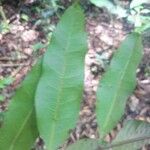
[0,1,150,150]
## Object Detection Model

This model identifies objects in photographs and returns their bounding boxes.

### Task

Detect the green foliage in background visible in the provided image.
[0,77,14,101]
[89,0,150,33]
[0,6,10,34]
[0,77,14,89]
[90,0,127,18]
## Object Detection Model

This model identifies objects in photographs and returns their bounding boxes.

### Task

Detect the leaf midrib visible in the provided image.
[48,13,75,149]
[9,109,33,150]
[101,42,138,136]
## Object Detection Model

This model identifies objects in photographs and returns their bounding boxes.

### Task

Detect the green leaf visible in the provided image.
[0,76,14,89]
[3,76,14,85]
[35,4,87,150]
[90,0,114,8]
[0,60,42,150]
[66,139,100,150]
[112,120,150,150]
[134,15,150,33]
[21,14,29,21]
[0,95,4,102]
[96,33,142,139]
[32,42,46,52]
[0,83,5,89]
[90,0,127,18]
[130,0,150,8]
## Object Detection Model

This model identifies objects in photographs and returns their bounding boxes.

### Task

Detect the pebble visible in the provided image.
[24,48,33,55]
[93,86,98,92]
[21,30,38,42]
[90,134,96,139]
[91,80,99,87]
[0,34,2,40]
[10,25,25,34]
[100,34,113,46]
[114,22,123,30]
[130,95,139,111]
[95,25,103,34]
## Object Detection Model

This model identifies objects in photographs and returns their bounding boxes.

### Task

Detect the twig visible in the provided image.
[0,6,8,24]
[0,56,28,61]
[11,66,24,77]
[0,63,30,67]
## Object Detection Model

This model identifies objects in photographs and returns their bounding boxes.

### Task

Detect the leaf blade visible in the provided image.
[35,4,87,150]
[66,139,100,150]
[112,120,150,150]
[0,60,42,150]
[96,33,142,139]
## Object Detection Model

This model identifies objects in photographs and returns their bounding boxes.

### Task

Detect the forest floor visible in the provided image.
[0,1,150,149]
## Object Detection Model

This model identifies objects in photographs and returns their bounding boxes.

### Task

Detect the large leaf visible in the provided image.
[66,139,100,150]
[112,120,150,150]
[96,33,142,139]
[35,4,87,150]
[0,60,42,150]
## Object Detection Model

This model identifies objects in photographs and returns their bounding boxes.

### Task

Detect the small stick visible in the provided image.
[0,6,8,24]
[0,63,30,67]
[0,56,28,61]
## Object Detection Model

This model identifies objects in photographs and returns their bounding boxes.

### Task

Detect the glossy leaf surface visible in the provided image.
[35,4,87,150]
[112,120,150,150]
[96,33,142,139]
[0,60,42,150]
